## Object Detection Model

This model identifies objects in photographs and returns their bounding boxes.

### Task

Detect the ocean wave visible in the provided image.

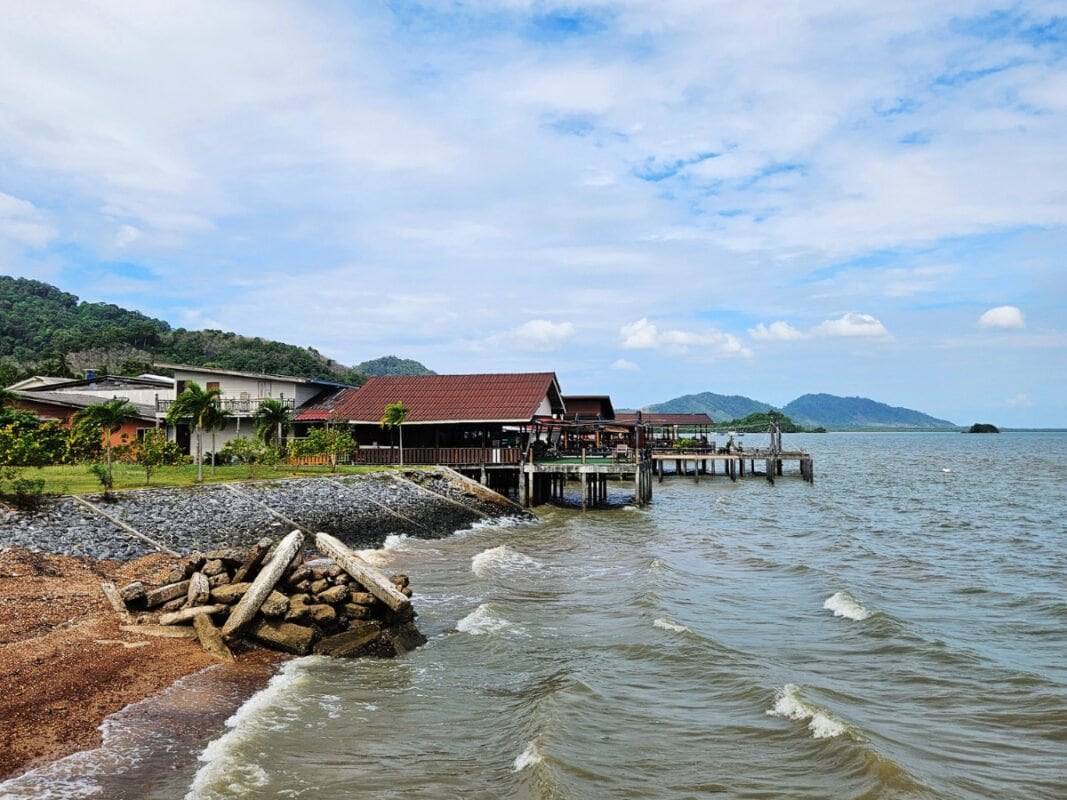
[766,684,848,739]
[356,533,413,566]
[471,545,541,578]
[457,603,519,636]
[823,591,872,621]
[653,618,689,633]
[183,659,317,800]
[512,740,544,772]
[468,514,534,531]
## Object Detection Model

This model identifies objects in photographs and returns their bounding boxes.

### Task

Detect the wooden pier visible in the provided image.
[650,448,814,485]
[521,458,654,510]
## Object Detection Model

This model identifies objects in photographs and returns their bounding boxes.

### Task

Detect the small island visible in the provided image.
[966,423,1000,433]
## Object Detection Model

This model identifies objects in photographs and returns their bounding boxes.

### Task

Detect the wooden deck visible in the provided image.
[650,448,814,484]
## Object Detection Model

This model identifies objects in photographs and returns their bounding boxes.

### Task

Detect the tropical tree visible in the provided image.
[379,401,409,466]
[166,381,223,483]
[0,386,17,411]
[74,397,138,488]
[253,398,290,447]
[201,402,232,475]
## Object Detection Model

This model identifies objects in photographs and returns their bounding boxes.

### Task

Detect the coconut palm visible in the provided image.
[253,398,290,447]
[75,397,138,487]
[201,402,232,475]
[166,381,223,483]
[379,401,409,466]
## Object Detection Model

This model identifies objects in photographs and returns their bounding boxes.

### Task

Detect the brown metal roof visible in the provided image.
[324,373,564,424]
[561,395,615,420]
[616,412,715,426]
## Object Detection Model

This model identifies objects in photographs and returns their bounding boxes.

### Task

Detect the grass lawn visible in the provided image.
[16,462,397,496]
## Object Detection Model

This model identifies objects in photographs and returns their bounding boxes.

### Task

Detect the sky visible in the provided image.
[1,1,1065,427]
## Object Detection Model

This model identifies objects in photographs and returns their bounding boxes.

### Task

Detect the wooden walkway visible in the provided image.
[651,448,814,484]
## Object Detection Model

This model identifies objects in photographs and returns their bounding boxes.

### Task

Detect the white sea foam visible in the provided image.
[766,684,847,739]
[512,740,543,772]
[183,659,315,800]
[457,603,515,635]
[356,533,412,566]
[654,618,689,633]
[823,591,871,621]
[471,545,541,578]
[469,514,532,530]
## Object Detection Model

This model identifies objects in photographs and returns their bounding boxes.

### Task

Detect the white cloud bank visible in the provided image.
[978,306,1026,329]
[511,319,576,350]
[749,312,891,341]
[620,318,751,357]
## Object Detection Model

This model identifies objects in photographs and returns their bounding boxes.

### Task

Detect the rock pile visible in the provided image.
[102,530,427,660]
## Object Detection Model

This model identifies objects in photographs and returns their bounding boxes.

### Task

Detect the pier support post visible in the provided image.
[581,472,588,512]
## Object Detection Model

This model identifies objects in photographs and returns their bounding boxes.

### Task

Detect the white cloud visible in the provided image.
[511,319,576,351]
[611,358,639,371]
[978,305,1026,329]
[620,318,751,357]
[0,191,55,247]
[749,321,805,341]
[813,312,892,339]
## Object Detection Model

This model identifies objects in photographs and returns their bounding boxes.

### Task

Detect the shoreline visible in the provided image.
[0,547,272,781]
[0,468,526,783]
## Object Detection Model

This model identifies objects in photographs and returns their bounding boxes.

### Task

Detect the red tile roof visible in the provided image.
[320,373,564,424]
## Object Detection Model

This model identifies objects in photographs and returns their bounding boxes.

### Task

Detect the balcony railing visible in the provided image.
[352,447,522,466]
[156,397,296,415]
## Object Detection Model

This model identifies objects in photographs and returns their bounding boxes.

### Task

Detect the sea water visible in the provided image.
[3,432,1065,799]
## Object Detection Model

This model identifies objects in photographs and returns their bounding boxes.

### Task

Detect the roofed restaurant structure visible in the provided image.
[297,372,566,473]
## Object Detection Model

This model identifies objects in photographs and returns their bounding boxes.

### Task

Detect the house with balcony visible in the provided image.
[154,364,351,455]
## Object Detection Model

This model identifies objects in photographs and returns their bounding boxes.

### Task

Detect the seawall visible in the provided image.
[0,468,530,560]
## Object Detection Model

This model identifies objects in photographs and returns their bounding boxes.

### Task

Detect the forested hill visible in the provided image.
[645,387,957,430]
[356,356,436,376]
[0,276,431,385]
[782,394,956,429]
[644,391,773,421]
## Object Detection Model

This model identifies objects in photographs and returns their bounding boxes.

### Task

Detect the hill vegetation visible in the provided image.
[647,389,957,431]
[645,392,773,421]
[356,355,436,376]
[782,394,955,430]
[710,411,821,434]
[0,276,433,386]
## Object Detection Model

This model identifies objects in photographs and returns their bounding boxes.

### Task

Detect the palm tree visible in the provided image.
[202,402,232,475]
[253,398,290,447]
[380,401,409,466]
[75,397,138,486]
[166,381,223,483]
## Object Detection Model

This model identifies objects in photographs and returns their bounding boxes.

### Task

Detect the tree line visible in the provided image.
[0,276,368,386]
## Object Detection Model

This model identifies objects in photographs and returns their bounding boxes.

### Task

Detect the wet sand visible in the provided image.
[0,547,279,781]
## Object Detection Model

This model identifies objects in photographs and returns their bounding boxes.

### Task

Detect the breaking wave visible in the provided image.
[456,603,518,636]
[766,684,848,739]
[823,591,872,621]
[471,545,541,578]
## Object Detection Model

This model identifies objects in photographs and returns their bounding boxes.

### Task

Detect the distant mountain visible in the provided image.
[356,355,435,377]
[644,392,773,422]
[783,394,956,430]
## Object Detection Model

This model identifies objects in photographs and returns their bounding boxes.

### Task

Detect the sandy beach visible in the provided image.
[0,547,281,781]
